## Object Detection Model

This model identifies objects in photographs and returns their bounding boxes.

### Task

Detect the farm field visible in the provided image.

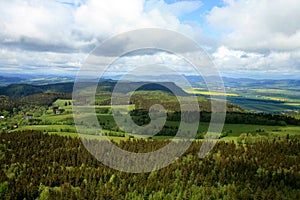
[15,121,300,140]
[184,88,239,97]
[9,99,300,143]
[186,87,300,113]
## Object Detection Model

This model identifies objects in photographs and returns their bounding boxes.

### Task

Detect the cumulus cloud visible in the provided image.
[0,0,299,78]
[0,48,85,74]
[207,0,300,51]
[0,0,203,52]
[213,46,300,78]
[0,0,82,51]
[206,0,300,78]
[73,0,202,41]
[0,0,205,74]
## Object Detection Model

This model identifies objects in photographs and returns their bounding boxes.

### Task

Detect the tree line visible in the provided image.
[167,111,300,126]
[0,93,71,115]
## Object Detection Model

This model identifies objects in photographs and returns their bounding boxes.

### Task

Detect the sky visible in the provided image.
[0,0,300,79]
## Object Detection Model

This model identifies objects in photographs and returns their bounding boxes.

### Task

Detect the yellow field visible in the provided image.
[285,103,300,106]
[184,89,239,97]
[265,97,287,101]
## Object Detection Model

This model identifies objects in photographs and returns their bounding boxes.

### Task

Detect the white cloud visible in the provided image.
[80,50,201,78]
[0,0,203,50]
[0,0,205,74]
[0,48,86,74]
[213,46,300,77]
[207,0,300,51]
[73,0,201,41]
[0,0,78,47]
[0,0,299,78]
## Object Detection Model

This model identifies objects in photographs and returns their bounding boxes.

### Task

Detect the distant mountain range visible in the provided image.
[219,77,300,89]
[182,76,300,89]
[0,74,74,86]
[0,75,26,85]
[1,74,299,87]
[1,74,300,95]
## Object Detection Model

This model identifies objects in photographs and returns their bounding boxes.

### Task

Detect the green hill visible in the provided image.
[0,83,74,99]
[0,81,188,99]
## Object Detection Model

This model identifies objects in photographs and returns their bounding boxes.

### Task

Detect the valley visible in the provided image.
[0,77,300,199]
[1,78,300,142]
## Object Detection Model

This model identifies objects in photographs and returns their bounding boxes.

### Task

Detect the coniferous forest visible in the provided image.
[1,130,300,199]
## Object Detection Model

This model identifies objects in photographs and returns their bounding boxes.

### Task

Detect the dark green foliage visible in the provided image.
[39,82,74,93]
[168,111,300,126]
[0,82,74,99]
[0,81,189,110]
[0,84,44,99]
[129,109,300,137]
[223,112,299,125]
[1,130,300,199]
[0,93,71,114]
[104,131,125,137]
[97,81,188,96]
[0,96,15,114]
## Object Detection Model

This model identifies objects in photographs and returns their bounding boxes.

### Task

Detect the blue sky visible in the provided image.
[0,0,300,79]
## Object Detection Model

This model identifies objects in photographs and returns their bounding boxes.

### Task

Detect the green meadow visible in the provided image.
[10,99,300,143]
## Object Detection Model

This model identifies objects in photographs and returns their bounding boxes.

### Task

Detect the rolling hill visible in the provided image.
[0,81,188,99]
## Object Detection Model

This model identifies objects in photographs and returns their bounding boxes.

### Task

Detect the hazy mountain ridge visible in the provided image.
[0,75,26,85]
[0,74,74,86]
[1,74,299,89]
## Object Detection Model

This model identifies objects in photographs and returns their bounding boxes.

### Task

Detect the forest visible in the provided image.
[1,130,300,199]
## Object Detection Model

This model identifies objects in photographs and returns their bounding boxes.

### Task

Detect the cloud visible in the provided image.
[207,0,300,51]
[0,0,299,79]
[0,48,85,74]
[73,0,202,41]
[0,0,205,74]
[213,46,300,78]
[0,0,203,52]
[0,0,83,52]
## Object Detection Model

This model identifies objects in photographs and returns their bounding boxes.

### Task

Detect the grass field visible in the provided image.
[9,98,300,143]
[13,121,300,142]
[13,124,132,143]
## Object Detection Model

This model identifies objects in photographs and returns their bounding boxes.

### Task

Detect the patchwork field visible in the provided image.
[10,99,300,143]
[187,87,300,113]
